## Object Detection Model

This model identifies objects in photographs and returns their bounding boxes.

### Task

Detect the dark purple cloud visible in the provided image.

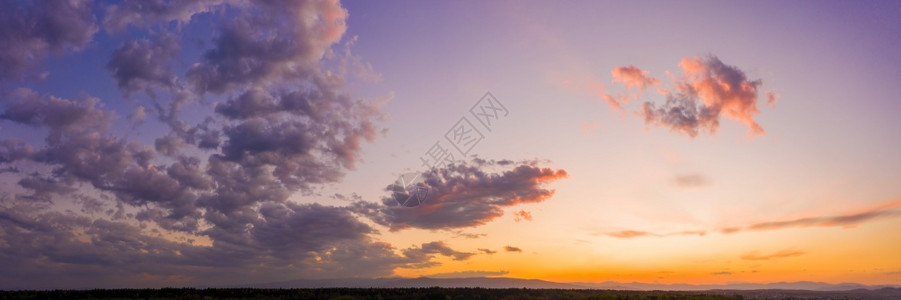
[355,159,567,231]
[0,0,405,289]
[402,241,475,262]
[0,139,34,163]
[185,0,347,94]
[0,0,98,80]
[106,33,181,97]
[0,0,563,289]
[102,0,229,32]
[0,199,452,289]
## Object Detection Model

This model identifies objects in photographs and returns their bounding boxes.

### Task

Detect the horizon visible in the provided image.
[1,0,900,291]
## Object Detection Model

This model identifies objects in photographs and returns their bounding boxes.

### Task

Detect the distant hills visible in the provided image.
[574,280,901,291]
[238,277,900,291]
[242,277,581,289]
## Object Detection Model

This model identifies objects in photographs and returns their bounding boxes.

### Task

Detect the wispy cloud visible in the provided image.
[505,246,523,253]
[477,248,497,255]
[741,249,806,261]
[612,65,660,91]
[673,173,710,188]
[744,206,901,232]
[513,209,533,222]
[602,200,901,239]
[604,230,706,239]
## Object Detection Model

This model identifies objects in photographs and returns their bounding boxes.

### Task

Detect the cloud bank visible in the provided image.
[0,0,562,289]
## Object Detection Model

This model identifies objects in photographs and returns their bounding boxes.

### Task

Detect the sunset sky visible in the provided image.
[1,0,900,289]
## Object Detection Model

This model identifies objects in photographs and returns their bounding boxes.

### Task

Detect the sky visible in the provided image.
[1,0,900,289]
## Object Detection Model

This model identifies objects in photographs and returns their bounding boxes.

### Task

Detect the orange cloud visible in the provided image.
[513,209,533,222]
[604,55,774,138]
[606,230,656,238]
[612,65,660,91]
[740,249,805,261]
[676,56,765,136]
[604,230,706,239]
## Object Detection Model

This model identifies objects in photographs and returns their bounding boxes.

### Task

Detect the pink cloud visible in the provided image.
[612,65,660,91]
[604,56,775,138]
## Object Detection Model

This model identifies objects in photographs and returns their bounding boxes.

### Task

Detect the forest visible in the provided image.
[0,288,744,300]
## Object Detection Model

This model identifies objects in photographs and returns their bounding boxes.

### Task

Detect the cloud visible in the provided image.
[354,159,567,231]
[106,33,181,97]
[402,241,475,262]
[0,0,98,80]
[0,0,568,289]
[741,249,806,261]
[0,200,440,288]
[513,209,533,222]
[711,271,732,275]
[504,246,523,253]
[185,0,347,94]
[639,56,769,137]
[0,139,34,163]
[612,65,660,91]
[744,203,901,232]
[102,0,230,32]
[554,56,773,138]
[603,200,901,239]
[604,230,706,239]
[673,173,710,188]
[606,230,656,239]
[426,270,509,278]
[590,56,772,138]
[1,88,112,136]
[766,90,779,105]
[452,231,487,239]
[478,248,497,255]
[0,0,408,289]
